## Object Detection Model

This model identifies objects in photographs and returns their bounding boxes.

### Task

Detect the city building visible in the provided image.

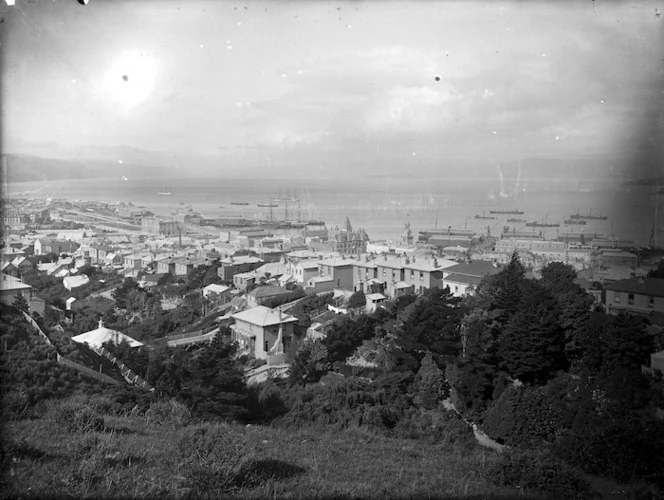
[141,216,179,236]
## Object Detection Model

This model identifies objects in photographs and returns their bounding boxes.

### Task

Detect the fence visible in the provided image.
[97,346,154,391]
[56,353,121,386]
[22,312,55,349]
[21,311,153,391]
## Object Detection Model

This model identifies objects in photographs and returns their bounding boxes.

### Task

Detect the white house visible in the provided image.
[63,274,90,291]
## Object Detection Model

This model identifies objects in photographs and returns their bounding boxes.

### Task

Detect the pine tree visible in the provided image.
[12,292,29,313]
[413,351,446,409]
[490,251,525,324]
[497,281,566,384]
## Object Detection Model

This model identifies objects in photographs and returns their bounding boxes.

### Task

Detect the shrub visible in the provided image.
[48,396,105,433]
[487,450,597,499]
[553,416,664,483]
[177,422,255,495]
[144,399,192,428]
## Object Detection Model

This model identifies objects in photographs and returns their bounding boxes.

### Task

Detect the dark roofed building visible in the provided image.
[604,277,664,325]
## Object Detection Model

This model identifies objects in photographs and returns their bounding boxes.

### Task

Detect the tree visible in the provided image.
[413,351,446,409]
[540,262,578,296]
[182,335,248,420]
[647,259,664,278]
[497,280,566,384]
[395,287,463,360]
[491,252,526,323]
[12,292,30,313]
[289,338,331,385]
[348,290,366,309]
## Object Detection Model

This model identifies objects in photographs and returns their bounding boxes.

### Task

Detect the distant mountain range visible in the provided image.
[1,149,652,185]
[1,154,175,183]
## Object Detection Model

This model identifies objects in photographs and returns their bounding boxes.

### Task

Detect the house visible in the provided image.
[601,250,639,268]
[231,306,298,361]
[217,255,263,281]
[246,285,293,308]
[442,261,501,297]
[352,257,378,293]
[35,238,80,256]
[365,293,387,313]
[123,254,144,270]
[306,275,335,294]
[72,319,143,350]
[63,274,90,291]
[288,259,323,284]
[403,256,457,294]
[318,257,356,291]
[604,277,664,325]
[0,246,26,263]
[156,256,178,275]
[233,272,257,290]
[0,273,45,314]
[104,252,123,267]
[202,283,231,301]
[174,257,206,276]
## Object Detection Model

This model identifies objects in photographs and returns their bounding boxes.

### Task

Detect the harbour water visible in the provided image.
[7,176,662,246]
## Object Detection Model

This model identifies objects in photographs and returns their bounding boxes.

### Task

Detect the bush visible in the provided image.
[487,450,597,499]
[177,422,255,495]
[553,416,664,483]
[392,408,475,451]
[144,399,192,428]
[49,397,105,433]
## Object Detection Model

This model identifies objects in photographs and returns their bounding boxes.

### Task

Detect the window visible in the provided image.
[613,294,621,304]
[648,297,655,309]
[420,272,424,281]
[628,293,634,305]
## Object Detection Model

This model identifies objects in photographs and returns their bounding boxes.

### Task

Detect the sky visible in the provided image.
[1,0,663,177]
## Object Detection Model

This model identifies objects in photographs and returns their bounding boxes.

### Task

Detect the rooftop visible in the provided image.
[232,305,298,327]
[444,261,500,277]
[605,277,664,298]
[248,285,292,298]
[444,273,484,287]
[72,320,143,350]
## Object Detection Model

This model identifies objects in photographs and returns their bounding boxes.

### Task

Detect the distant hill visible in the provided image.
[1,154,173,183]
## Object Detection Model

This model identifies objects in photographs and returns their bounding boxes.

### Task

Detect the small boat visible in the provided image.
[474,214,496,220]
[489,209,524,215]
[564,219,588,225]
[507,218,526,223]
[230,202,250,206]
[158,184,172,195]
[257,203,279,208]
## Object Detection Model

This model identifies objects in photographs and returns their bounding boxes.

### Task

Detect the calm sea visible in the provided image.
[7,176,662,246]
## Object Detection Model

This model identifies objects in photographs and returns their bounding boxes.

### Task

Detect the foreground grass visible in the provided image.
[1,410,541,500]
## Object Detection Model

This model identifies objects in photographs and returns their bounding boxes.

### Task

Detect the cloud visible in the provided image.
[363,84,460,133]
[262,129,330,150]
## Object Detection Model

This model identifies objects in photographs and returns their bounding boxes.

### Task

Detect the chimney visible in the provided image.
[98,318,104,329]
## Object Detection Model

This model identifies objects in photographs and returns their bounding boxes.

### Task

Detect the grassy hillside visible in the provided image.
[1,399,541,500]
